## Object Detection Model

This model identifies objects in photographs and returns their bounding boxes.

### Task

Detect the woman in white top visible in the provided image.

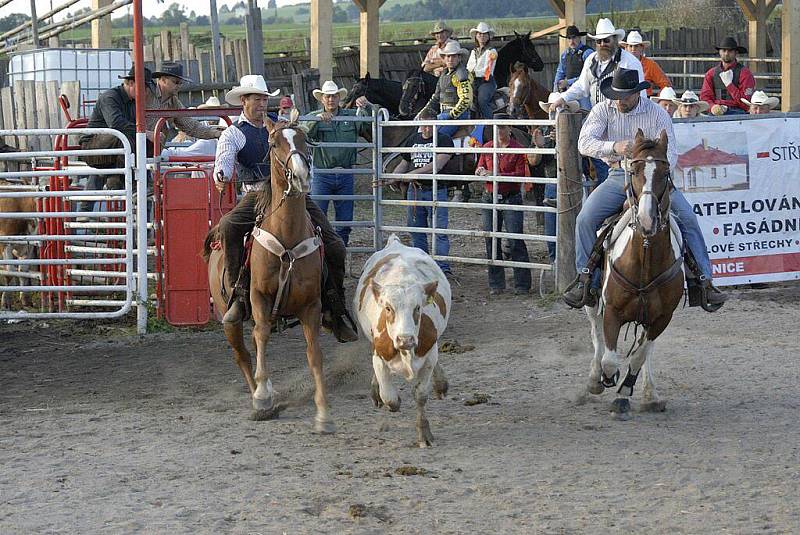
[467,22,498,119]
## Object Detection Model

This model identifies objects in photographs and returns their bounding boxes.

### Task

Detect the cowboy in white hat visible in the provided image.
[422,21,457,76]
[467,22,498,119]
[742,90,779,115]
[700,36,756,116]
[672,90,710,118]
[649,86,678,115]
[420,40,474,138]
[621,30,671,97]
[550,18,643,186]
[554,25,593,110]
[212,75,359,341]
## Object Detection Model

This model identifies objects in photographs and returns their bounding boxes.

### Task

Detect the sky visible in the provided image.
[5,0,307,19]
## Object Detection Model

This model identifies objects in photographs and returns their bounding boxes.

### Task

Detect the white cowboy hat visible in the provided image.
[539,92,580,114]
[649,86,677,103]
[440,40,467,56]
[587,18,625,40]
[224,75,280,105]
[672,90,710,112]
[197,96,221,109]
[469,22,495,38]
[312,80,348,102]
[741,90,779,109]
[620,30,651,47]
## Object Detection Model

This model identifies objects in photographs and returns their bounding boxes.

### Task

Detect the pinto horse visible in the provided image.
[203,112,335,432]
[507,63,550,120]
[585,129,684,418]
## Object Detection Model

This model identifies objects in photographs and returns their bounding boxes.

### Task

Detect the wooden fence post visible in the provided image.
[556,111,583,292]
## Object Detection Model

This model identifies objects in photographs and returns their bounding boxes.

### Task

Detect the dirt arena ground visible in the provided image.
[1,260,798,533]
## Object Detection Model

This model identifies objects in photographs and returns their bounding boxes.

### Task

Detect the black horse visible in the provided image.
[494,31,545,88]
[342,72,404,116]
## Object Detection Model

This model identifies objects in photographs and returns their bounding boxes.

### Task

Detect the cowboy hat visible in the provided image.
[620,30,650,47]
[119,65,153,84]
[430,21,453,35]
[151,61,193,83]
[715,36,747,54]
[197,96,221,109]
[672,90,710,112]
[650,86,677,103]
[224,75,280,105]
[469,22,495,38]
[599,67,650,100]
[560,25,587,39]
[312,80,348,102]
[440,40,467,56]
[539,92,580,114]
[587,18,625,40]
[741,90,779,109]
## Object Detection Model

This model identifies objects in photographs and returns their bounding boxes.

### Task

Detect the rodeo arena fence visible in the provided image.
[0,106,563,333]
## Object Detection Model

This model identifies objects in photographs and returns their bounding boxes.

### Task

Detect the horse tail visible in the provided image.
[201,224,219,262]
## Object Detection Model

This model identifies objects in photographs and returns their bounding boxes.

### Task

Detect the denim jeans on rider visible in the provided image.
[436,110,471,138]
[475,78,497,120]
[311,171,354,246]
[481,191,531,291]
[575,167,713,287]
[407,186,451,272]
[590,157,609,187]
[544,183,556,263]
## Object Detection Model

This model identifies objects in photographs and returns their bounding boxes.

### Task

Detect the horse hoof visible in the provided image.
[433,378,449,399]
[385,398,401,412]
[640,400,667,413]
[314,417,336,435]
[417,420,434,448]
[609,398,631,419]
[250,407,280,421]
[587,381,605,395]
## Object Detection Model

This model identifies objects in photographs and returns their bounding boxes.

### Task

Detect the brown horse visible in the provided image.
[507,63,550,120]
[204,114,335,432]
[585,129,684,418]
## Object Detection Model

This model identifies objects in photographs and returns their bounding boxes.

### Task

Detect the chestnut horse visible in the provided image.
[203,114,335,432]
[585,130,684,418]
[507,63,550,120]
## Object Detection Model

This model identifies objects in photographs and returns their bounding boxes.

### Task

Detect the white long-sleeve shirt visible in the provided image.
[562,48,645,107]
[578,96,677,168]
[213,114,267,193]
[466,47,498,81]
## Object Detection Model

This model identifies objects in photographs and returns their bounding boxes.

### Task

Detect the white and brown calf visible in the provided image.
[355,235,451,447]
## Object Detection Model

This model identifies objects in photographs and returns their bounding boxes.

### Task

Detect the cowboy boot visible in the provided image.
[700,279,727,312]
[684,249,726,312]
[223,267,250,323]
[321,288,358,343]
[562,269,598,309]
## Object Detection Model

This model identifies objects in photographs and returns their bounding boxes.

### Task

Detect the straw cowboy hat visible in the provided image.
[650,86,677,103]
[560,25,587,39]
[152,61,193,83]
[440,40,468,57]
[539,92,580,114]
[312,80,348,102]
[672,90,710,112]
[197,96,221,109]
[430,21,453,35]
[741,90,779,109]
[600,67,650,100]
[715,36,747,54]
[470,22,495,39]
[587,18,625,40]
[620,30,651,47]
[224,75,280,105]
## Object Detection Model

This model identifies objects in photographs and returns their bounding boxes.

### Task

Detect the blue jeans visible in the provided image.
[725,107,747,115]
[544,183,556,262]
[475,78,497,120]
[436,110,470,138]
[590,158,609,187]
[482,191,531,290]
[407,186,450,272]
[575,167,713,287]
[311,171,354,246]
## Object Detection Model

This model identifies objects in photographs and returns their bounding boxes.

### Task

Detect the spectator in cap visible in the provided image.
[621,30,671,97]
[742,91,780,115]
[700,37,755,115]
[553,25,593,110]
[650,86,678,116]
[422,21,457,76]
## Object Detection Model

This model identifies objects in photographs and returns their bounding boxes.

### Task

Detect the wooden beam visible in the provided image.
[765,0,779,14]
[91,0,112,48]
[311,0,333,82]
[547,0,566,18]
[559,0,586,54]
[359,0,380,77]
[352,0,366,10]
[735,0,756,19]
[783,0,800,111]
[531,21,566,40]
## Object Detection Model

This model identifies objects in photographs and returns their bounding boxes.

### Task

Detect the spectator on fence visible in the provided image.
[77,65,155,215]
[277,96,296,122]
[422,21,458,77]
[303,80,376,246]
[421,41,474,138]
[467,22,498,120]
[672,90,710,118]
[649,86,678,116]
[553,25,593,110]
[475,112,532,295]
[621,30,671,97]
[161,96,222,159]
[392,108,455,275]
[550,19,643,188]
[700,37,755,116]
[743,91,780,115]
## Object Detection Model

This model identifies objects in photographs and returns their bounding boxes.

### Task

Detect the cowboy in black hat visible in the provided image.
[554,25,593,99]
[562,67,726,311]
[699,37,755,115]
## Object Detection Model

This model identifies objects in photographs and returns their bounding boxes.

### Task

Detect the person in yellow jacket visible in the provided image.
[421,40,474,138]
[467,22,498,119]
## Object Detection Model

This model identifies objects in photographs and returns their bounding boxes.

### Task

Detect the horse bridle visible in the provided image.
[401,75,425,115]
[623,155,674,244]
[268,126,313,197]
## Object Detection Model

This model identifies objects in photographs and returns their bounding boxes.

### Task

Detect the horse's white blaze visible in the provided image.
[510,77,522,107]
[282,128,310,180]
[637,161,658,233]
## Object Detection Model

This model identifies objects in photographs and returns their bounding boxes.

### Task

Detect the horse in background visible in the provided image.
[584,129,684,419]
[343,72,404,116]
[494,31,545,88]
[507,62,550,120]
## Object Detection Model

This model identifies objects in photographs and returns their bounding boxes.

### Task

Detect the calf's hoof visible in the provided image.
[587,381,605,395]
[640,399,667,413]
[314,416,336,435]
[370,380,383,408]
[416,418,434,448]
[250,407,281,421]
[433,378,449,399]
[609,398,631,420]
[385,397,401,412]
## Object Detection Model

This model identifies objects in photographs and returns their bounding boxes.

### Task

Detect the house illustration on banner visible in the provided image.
[675,139,750,192]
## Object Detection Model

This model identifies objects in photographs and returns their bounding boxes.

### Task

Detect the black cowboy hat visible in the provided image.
[715,36,747,54]
[151,61,193,83]
[118,65,153,84]
[560,25,587,39]
[600,67,651,100]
